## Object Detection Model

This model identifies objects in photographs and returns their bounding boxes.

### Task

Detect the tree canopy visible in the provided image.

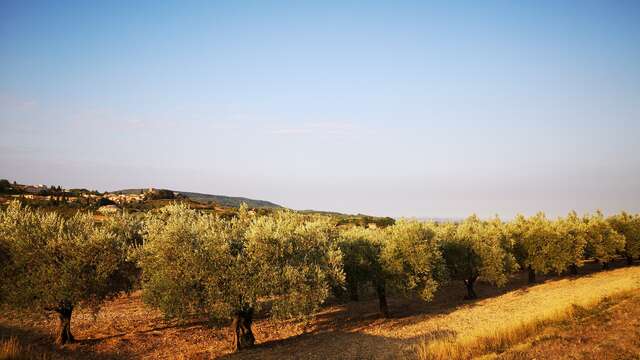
[0,201,135,345]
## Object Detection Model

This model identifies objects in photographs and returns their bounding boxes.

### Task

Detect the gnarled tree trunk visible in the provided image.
[54,301,74,346]
[463,275,478,300]
[528,265,536,283]
[569,263,578,276]
[231,308,255,352]
[375,281,389,318]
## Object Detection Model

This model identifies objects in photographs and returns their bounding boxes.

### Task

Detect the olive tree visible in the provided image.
[138,204,343,351]
[584,211,625,269]
[607,212,640,265]
[381,220,446,304]
[509,212,586,282]
[555,211,588,275]
[439,216,517,299]
[0,201,136,345]
[337,226,389,317]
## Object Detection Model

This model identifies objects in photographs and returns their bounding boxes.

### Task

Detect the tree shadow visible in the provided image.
[219,328,457,360]
[79,318,212,344]
[0,324,134,359]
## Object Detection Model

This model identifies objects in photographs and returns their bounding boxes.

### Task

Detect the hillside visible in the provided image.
[112,189,282,209]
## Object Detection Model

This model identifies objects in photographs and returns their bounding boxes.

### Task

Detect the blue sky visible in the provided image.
[1,0,639,218]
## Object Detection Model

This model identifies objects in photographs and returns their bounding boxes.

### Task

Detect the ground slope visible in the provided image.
[1,264,639,359]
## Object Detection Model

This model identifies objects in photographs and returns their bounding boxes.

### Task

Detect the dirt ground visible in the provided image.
[2,262,639,359]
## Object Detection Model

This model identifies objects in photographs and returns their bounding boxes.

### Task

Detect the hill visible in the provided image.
[112,188,282,209]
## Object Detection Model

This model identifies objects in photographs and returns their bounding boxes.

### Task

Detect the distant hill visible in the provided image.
[111,189,282,209]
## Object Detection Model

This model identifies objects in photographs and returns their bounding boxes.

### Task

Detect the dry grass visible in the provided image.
[1,263,639,359]
[414,290,638,360]
[0,336,49,360]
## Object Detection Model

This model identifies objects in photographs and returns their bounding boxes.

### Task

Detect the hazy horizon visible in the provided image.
[2,1,639,218]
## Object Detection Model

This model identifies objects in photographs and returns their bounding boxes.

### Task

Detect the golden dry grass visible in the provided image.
[0,336,49,360]
[1,263,639,359]
[414,290,640,359]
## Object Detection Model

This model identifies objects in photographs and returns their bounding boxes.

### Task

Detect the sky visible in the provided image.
[1,0,639,218]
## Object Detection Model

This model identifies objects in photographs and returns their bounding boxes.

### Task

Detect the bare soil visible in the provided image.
[2,262,639,359]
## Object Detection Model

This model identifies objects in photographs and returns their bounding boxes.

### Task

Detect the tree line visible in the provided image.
[0,201,638,351]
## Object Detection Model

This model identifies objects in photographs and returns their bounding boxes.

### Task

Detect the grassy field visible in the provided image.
[1,263,639,359]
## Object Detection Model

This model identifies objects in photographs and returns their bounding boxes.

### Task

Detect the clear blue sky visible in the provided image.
[1,0,639,218]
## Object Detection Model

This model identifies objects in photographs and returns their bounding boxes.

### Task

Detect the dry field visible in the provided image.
[2,263,639,359]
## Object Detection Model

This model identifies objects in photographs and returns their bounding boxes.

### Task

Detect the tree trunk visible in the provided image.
[347,280,359,302]
[463,276,478,300]
[627,256,634,266]
[528,266,536,283]
[602,261,610,270]
[569,264,578,276]
[55,301,74,346]
[231,308,255,352]
[375,282,389,318]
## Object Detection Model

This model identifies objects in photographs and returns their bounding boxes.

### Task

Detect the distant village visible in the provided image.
[0,179,184,214]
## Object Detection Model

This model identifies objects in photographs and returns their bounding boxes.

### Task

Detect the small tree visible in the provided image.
[338,226,389,317]
[138,204,343,351]
[0,202,135,345]
[607,212,640,265]
[381,220,446,304]
[439,216,517,299]
[510,212,585,282]
[584,211,625,269]
[555,211,588,275]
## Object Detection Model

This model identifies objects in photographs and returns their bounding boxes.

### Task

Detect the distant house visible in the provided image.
[22,185,42,194]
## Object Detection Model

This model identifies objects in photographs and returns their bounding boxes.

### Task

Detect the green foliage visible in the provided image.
[583,211,625,263]
[555,211,588,268]
[509,212,585,275]
[607,212,640,260]
[381,220,446,301]
[337,226,386,299]
[137,204,344,322]
[438,215,517,287]
[0,201,135,312]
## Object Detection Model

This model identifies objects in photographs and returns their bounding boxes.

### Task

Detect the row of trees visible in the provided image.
[0,201,638,351]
